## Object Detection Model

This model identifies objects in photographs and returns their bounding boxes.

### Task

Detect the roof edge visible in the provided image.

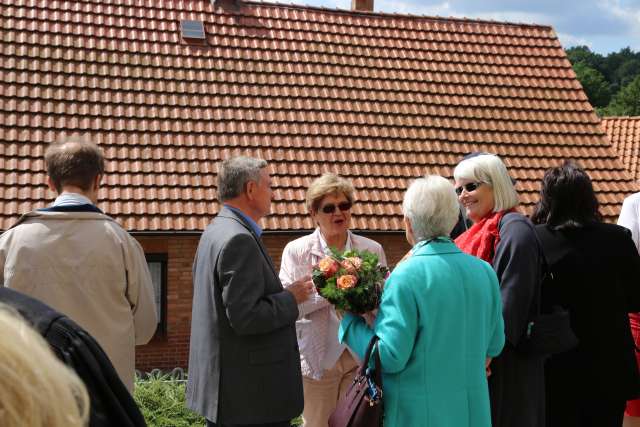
[601,116,640,120]
[243,0,555,31]
[129,229,405,235]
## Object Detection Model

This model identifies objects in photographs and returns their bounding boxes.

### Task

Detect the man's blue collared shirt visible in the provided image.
[224,204,263,237]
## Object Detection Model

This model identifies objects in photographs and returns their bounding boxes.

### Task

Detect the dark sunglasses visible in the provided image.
[320,201,352,214]
[455,182,483,196]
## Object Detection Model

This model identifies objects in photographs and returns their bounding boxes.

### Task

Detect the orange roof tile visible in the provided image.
[602,117,640,182]
[0,0,637,231]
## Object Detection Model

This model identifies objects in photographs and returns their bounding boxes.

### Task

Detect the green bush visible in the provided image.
[134,372,205,427]
[134,373,303,427]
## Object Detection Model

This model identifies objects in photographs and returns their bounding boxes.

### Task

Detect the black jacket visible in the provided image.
[537,222,640,400]
[0,287,146,427]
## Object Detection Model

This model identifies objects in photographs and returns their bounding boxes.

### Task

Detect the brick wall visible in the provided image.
[134,231,408,372]
[135,235,199,372]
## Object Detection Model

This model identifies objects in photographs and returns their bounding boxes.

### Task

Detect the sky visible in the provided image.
[268,0,640,54]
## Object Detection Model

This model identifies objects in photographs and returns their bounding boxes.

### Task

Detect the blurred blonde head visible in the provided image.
[0,305,89,427]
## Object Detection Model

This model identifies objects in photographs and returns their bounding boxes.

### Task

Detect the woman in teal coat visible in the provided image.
[339,176,505,427]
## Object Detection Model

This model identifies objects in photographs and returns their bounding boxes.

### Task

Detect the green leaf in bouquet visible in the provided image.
[312,269,327,289]
[342,249,358,258]
[328,247,344,259]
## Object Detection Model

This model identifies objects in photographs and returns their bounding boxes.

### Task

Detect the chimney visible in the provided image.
[213,0,240,11]
[352,0,373,12]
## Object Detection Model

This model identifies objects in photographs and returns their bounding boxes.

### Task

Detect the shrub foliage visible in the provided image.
[133,373,303,426]
[134,372,205,427]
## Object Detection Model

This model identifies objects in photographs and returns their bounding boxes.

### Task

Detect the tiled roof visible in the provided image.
[1,0,636,231]
[602,117,640,181]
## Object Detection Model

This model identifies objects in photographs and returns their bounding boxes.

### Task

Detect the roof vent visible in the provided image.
[180,20,206,40]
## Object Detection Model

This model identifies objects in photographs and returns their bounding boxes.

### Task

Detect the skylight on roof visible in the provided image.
[180,20,206,40]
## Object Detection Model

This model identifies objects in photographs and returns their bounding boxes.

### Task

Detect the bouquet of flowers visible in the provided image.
[312,248,389,314]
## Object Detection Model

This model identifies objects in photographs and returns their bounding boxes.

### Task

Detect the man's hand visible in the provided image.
[286,277,314,304]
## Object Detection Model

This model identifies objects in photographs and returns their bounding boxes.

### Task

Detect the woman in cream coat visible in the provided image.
[280,173,387,427]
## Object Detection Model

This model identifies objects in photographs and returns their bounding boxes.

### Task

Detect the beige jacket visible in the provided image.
[0,210,157,391]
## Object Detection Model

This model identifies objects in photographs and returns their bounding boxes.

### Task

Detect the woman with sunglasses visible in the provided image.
[279,173,387,427]
[453,153,545,427]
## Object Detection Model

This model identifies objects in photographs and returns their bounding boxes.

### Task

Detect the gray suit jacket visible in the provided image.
[186,206,303,423]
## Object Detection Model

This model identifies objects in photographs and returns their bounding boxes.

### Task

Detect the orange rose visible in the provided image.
[341,257,363,274]
[337,274,358,290]
[318,256,339,278]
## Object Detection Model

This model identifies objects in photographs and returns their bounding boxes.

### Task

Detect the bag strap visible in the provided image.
[532,225,576,316]
[526,224,567,334]
[360,335,383,387]
[533,224,573,269]
[360,335,378,374]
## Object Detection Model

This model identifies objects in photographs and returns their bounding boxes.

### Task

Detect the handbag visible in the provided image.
[517,225,579,355]
[329,336,383,427]
[518,303,579,355]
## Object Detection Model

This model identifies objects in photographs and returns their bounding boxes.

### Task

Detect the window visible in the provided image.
[180,20,206,40]
[146,254,167,335]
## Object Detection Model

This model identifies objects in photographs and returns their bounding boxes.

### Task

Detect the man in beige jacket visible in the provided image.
[0,137,157,392]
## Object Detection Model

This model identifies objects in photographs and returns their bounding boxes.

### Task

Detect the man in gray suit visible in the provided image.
[187,156,313,427]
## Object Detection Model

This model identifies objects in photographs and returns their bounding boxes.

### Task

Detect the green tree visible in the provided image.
[566,46,605,74]
[613,58,640,89]
[573,61,612,107]
[602,73,640,116]
[602,47,638,88]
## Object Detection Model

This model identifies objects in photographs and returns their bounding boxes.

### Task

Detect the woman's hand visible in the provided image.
[485,357,492,377]
[286,277,314,304]
[363,310,377,327]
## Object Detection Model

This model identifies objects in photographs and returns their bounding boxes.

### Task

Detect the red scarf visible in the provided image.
[455,210,513,263]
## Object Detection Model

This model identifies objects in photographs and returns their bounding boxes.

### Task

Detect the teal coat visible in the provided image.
[339,239,505,427]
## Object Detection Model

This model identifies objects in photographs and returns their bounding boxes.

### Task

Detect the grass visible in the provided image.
[134,373,303,427]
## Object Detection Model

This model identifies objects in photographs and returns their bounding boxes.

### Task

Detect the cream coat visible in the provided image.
[279,228,387,379]
[0,210,157,391]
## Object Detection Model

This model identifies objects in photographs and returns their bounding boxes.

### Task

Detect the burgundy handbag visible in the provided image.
[329,336,383,427]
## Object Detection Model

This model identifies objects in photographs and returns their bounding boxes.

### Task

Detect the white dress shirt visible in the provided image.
[618,192,640,253]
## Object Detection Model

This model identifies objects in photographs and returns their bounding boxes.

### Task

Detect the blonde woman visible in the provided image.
[0,304,89,427]
[280,173,387,427]
[454,154,544,427]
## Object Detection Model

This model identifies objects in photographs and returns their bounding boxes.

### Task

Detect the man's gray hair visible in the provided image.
[217,156,268,202]
[402,175,460,242]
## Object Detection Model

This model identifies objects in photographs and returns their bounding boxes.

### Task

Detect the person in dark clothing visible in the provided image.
[0,287,147,427]
[454,153,545,427]
[530,161,640,427]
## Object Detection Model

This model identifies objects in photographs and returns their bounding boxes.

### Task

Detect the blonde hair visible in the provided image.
[403,175,460,241]
[305,173,356,213]
[0,305,89,427]
[453,154,519,212]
